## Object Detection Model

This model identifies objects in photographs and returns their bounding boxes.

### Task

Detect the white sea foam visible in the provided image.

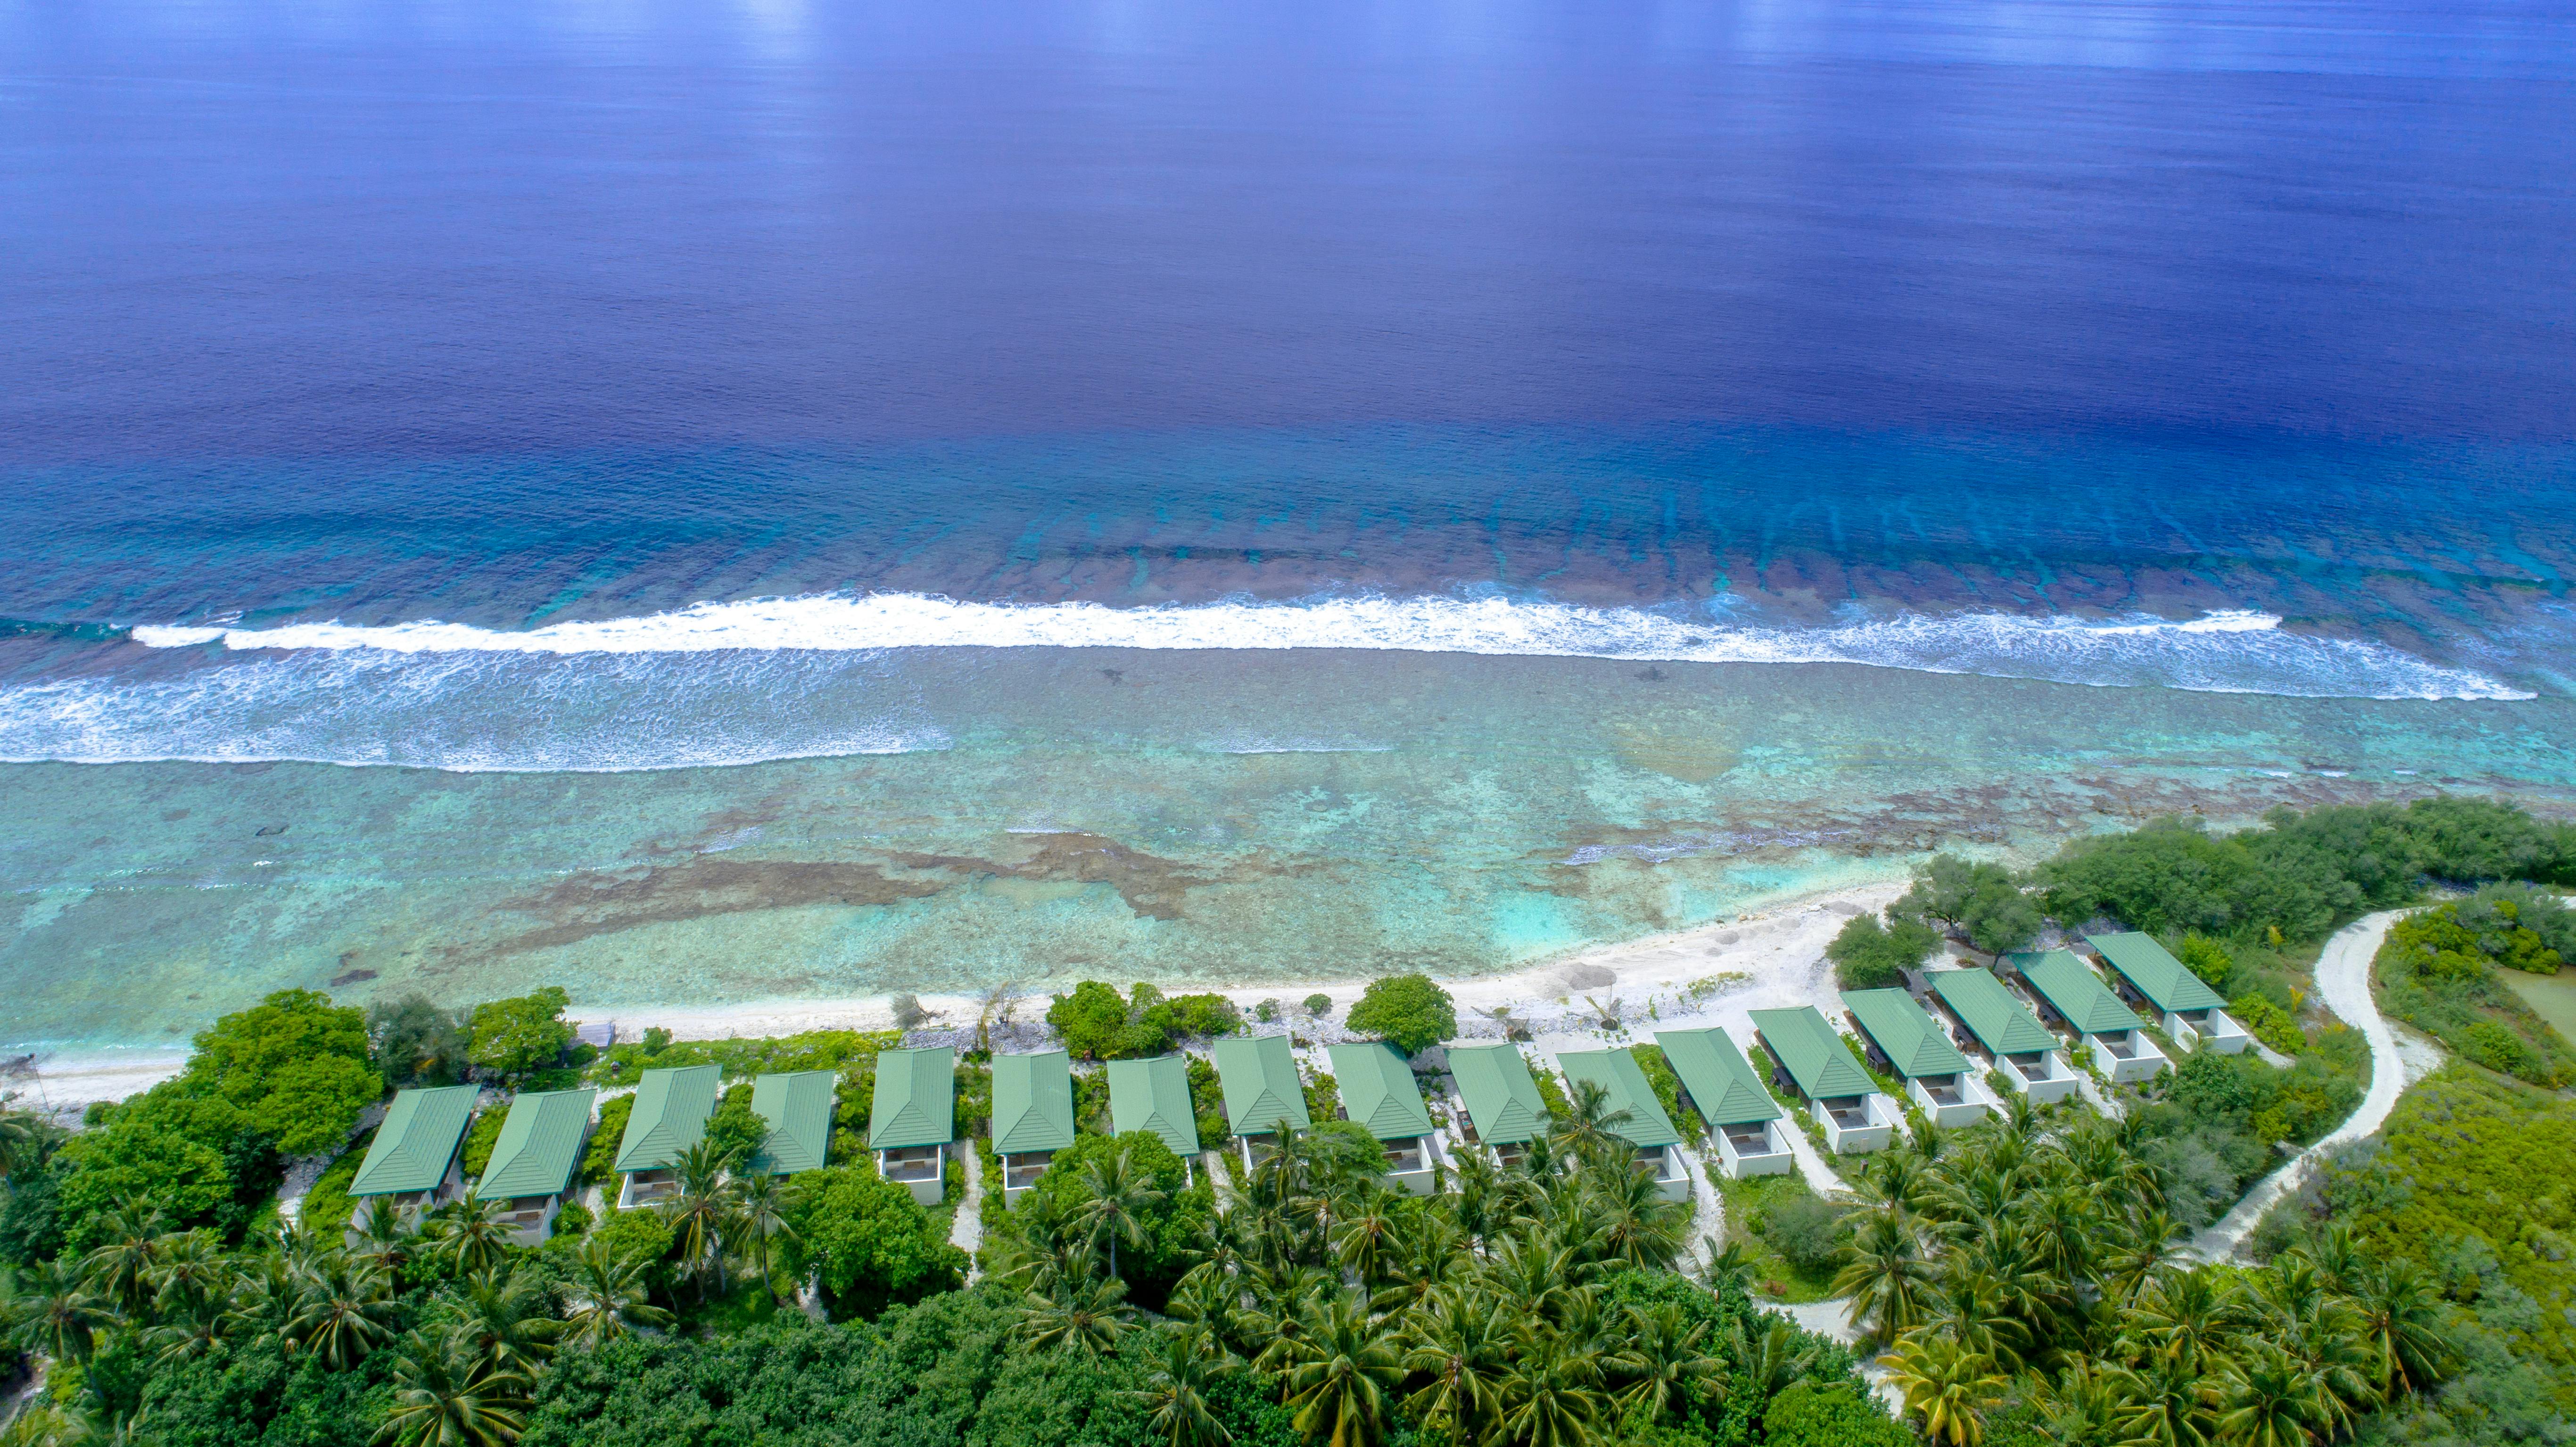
[130,592,2531,701]
[0,648,952,772]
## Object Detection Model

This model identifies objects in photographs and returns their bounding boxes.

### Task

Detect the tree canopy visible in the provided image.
[182,988,379,1158]
[468,986,576,1080]
[1343,975,1458,1056]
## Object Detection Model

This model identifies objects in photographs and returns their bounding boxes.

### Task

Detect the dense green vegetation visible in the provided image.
[1346,976,1459,1057]
[1834,1100,2493,1447]
[2375,897,2576,1088]
[2288,1066,2576,1423]
[1049,982,1247,1061]
[5,794,2575,1447]
[1825,916,1944,992]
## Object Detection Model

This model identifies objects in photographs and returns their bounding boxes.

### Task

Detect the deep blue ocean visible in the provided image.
[6,0,2576,1043]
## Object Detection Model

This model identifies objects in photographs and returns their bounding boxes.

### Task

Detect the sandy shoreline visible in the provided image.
[15,873,1914,1111]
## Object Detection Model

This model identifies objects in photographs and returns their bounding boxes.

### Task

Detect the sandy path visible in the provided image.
[2186,908,2425,1262]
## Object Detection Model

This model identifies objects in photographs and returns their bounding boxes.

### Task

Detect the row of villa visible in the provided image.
[335,931,2247,1230]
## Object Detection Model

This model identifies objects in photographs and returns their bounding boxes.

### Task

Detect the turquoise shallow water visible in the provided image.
[6,647,2569,1048]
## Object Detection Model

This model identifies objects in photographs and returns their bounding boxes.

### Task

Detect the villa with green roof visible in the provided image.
[1842,988,1994,1126]
[1213,1035,1310,1166]
[2005,948,2171,1083]
[1556,1048,1689,1200]
[1653,1028,1790,1179]
[615,1064,719,1208]
[476,1088,596,1243]
[2087,932,2251,1054]
[991,1051,1076,1197]
[1748,1006,1898,1154]
[1445,1044,1548,1164]
[748,1071,835,1177]
[1925,968,2080,1103]
[1326,1043,1440,1194]
[344,1085,478,1240]
[1107,1054,1203,1183]
[870,1047,956,1205]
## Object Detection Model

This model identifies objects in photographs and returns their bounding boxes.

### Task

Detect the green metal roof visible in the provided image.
[614,1065,720,1174]
[1652,1028,1781,1126]
[1447,1044,1549,1145]
[990,1051,1077,1155]
[1841,989,1972,1079]
[748,1071,836,1175]
[868,1047,956,1150]
[1106,1054,1202,1159]
[1555,1049,1682,1148]
[2087,932,2228,1013]
[1749,1007,1876,1100]
[477,1089,595,1200]
[2007,949,2147,1036]
[1927,969,2060,1056]
[1325,1043,1434,1142]
[1212,1035,1310,1136]
[351,1085,479,1197]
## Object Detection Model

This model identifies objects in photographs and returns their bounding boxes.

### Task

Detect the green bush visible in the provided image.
[588,1028,894,1087]
[1763,1382,1913,1447]
[1759,1190,1850,1272]
[468,986,576,1079]
[460,1107,506,1177]
[181,988,380,1157]
[786,1164,968,1317]
[2179,931,2235,986]
[1826,913,1943,990]
[704,1089,769,1166]
[2230,993,2304,1054]
[369,993,470,1088]
[581,1094,636,1185]
[1893,853,2041,954]
[2378,903,2576,1088]
[297,1136,368,1238]
[1345,974,1456,1055]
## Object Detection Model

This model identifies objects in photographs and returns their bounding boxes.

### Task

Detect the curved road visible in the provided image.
[2185,907,2418,1261]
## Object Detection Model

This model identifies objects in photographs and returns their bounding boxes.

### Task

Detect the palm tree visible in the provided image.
[79,1199,168,1315]
[1495,1337,1604,1447]
[1331,1192,1403,1286]
[1580,1164,1687,1272]
[426,1190,516,1279]
[1722,1316,1821,1404]
[1832,1209,1932,1342]
[2212,1344,2324,1447]
[2105,1350,2217,1447]
[1547,1079,1634,1171]
[1881,1334,2006,1447]
[556,1237,673,1350]
[1694,1239,1756,1299]
[661,1140,741,1301]
[1274,1294,1405,1447]
[284,1252,400,1369]
[352,1196,420,1275]
[375,1330,529,1447]
[2128,1269,2247,1371]
[1398,1289,1512,1447]
[2102,1209,2187,1306]
[1016,1271,1133,1357]
[1075,1142,1169,1283]
[1131,1326,1235,1447]
[2345,1256,2451,1397]
[3,1256,114,1362]
[434,1266,559,1376]
[145,1230,231,1324]
[1606,1301,1723,1424]
[729,1169,799,1298]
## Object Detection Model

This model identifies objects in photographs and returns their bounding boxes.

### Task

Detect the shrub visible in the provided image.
[581,1094,636,1185]
[2230,994,2304,1055]
[1893,853,2041,954]
[182,989,380,1157]
[1759,1191,1849,1271]
[460,1107,507,1177]
[1826,914,1943,990]
[784,1164,967,1318]
[1046,981,1174,1060]
[704,1090,770,1167]
[2179,932,2235,987]
[1344,974,1457,1055]
[469,986,577,1079]
[1006,1131,1213,1303]
[1304,993,1334,1019]
[1763,1382,1913,1447]
[369,994,470,1088]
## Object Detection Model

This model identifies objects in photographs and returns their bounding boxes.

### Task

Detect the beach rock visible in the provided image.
[1560,964,1615,990]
